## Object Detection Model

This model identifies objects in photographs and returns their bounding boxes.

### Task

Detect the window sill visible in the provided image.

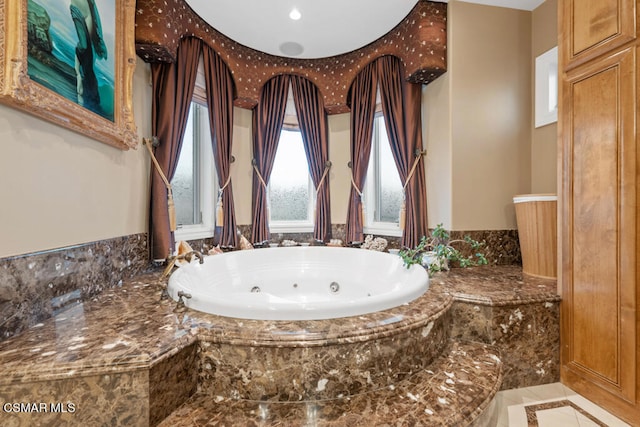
[269,222,314,234]
[174,225,215,245]
[363,224,402,238]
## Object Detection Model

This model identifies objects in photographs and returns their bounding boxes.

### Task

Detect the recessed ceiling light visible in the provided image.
[289,8,301,20]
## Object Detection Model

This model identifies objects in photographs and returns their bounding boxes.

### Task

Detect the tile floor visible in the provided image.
[481,382,632,427]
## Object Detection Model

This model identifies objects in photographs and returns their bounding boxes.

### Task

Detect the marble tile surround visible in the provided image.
[230,225,520,265]
[196,309,451,401]
[443,267,561,390]
[0,264,557,426]
[149,343,198,426]
[161,341,503,427]
[0,234,149,342]
[449,229,521,266]
[0,369,150,427]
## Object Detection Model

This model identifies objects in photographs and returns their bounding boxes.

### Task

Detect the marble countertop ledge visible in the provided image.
[0,265,559,385]
[434,265,560,306]
[0,279,199,385]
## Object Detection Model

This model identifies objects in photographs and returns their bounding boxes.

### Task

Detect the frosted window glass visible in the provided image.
[172,105,196,226]
[365,115,403,227]
[269,130,311,222]
[376,119,403,223]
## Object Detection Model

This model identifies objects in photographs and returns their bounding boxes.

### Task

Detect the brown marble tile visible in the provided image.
[0,370,150,427]
[187,285,453,347]
[435,266,561,390]
[0,270,456,422]
[491,302,560,389]
[0,234,149,342]
[450,301,493,344]
[231,226,518,258]
[433,265,559,306]
[0,264,559,425]
[149,343,199,426]
[449,229,521,266]
[196,310,450,401]
[159,341,502,427]
[0,276,196,386]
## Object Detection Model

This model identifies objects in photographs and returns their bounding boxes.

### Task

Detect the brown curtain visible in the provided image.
[203,46,238,248]
[290,75,332,242]
[377,56,428,248]
[150,37,202,260]
[345,62,378,244]
[250,74,291,244]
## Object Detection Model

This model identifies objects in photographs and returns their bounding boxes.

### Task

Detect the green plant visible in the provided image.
[399,224,488,273]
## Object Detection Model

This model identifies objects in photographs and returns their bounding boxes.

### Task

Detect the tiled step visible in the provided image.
[159,341,502,427]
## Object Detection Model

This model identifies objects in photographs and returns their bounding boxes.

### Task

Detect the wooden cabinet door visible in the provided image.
[560,45,638,421]
[561,0,635,70]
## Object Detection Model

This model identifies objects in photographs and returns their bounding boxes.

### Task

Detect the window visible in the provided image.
[268,129,315,232]
[535,46,558,128]
[364,114,404,237]
[171,101,218,242]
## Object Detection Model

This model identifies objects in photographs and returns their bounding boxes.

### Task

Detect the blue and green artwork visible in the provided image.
[27,0,115,121]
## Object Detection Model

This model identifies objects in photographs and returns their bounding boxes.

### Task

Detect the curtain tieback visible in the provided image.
[399,149,426,230]
[348,161,363,198]
[220,174,232,192]
[216,174,233,226]
[350,175,363,198]
[143,137,176,232]
[251,158,268,190]
[403,149,426,190]
[315,161,332,195]
[348,164,365,227]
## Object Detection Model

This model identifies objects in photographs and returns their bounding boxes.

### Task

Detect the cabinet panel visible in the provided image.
[561,47,636,406]
[571,65,619,382]
[561,0,635,69]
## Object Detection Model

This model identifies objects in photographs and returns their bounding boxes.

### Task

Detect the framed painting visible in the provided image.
[0,0,137,149]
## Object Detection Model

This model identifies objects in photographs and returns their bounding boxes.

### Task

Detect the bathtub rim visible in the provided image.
[168,246,430,322]
[191,289,453,348]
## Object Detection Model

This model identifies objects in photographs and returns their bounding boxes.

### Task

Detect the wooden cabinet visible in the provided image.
[560,1,640,424]
[561,0,635,69]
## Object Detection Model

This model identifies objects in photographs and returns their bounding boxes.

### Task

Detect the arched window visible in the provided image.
[268,84,315,232]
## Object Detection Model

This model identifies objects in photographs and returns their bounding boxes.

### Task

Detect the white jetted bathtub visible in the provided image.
[167,246,429,320]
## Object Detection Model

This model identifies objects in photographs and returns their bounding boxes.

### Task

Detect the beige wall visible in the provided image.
[229,107,253,225]
[532,0,558,194]
[424,1,533,231]
[0,59,152,258]
[423,72,453,229]
[327,113,352,224]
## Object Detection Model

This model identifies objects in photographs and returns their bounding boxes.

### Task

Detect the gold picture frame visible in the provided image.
[0,0,137,150]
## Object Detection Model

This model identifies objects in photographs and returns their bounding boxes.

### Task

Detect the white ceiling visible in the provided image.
[185,0,546,59]
[457,0,545,9]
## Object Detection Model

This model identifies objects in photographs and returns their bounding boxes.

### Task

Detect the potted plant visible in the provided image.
[398,224,488,274]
